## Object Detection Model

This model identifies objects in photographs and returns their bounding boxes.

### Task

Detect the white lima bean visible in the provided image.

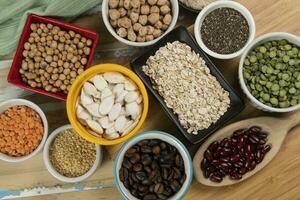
[76,72,143,139]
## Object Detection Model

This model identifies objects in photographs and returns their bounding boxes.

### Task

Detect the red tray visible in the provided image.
[7,14,99,101]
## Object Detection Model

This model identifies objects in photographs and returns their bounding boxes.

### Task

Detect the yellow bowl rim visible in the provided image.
[66,63,149,145]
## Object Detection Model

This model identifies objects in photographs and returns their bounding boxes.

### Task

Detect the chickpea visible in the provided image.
[70,71,77,78]
[163,14,172,25]
[147,0,157,5]
[77,42,84,49]
[117,27,128,38]
[53,68,59,74]
[86,39,92,46]
[130,12,139,24]
[81,57,87,65]
[130,0,140,8]
[138,15,148,25]
[74,62,81,69]
[53,55,59,62]
[150,5,160,13]
[141,5,150,15]
[63,68,71,75]
[77,68,84,74]
[148,13,160,25]
[118,8,127,17]
[137,35,146,42]
[51,74,59,81]
[60,84,67,91]
[83,47,91,55]
[157,0,167,6]
[30,24,38,31]
[109,0,119,8]
[139,26,148,36]
[133,23,142,32]
[109,9,121,21]
[127,28,137,41]
[58,66,64,73]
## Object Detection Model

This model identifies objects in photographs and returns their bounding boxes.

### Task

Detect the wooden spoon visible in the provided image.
[193,111,300,187]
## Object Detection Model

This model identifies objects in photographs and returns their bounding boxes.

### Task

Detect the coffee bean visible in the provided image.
[152,145,161,154]
[141,145,152,153]
[144,166,152,174]
[119,139,186,199]
[154,183,164,194]
[122,158,132,169]
[148,139,159,146]
[129,153,141,164]
[142,154,152,165]
[126,147,137,154]
[157,194,168,200]
[142,179,151,185]
[175,154,184,168]
[143,194,157,200]
[133,163,143,172]
[136,171,147,181]
[138,185,149,192]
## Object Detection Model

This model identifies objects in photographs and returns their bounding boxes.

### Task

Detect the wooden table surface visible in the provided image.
[1,0,300,199]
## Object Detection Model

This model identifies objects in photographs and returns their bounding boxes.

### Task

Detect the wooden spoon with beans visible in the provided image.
[193,110,300,187]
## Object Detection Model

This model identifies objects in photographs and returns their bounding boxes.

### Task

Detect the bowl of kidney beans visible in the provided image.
[114,131,193,200]
[201,126,271,183]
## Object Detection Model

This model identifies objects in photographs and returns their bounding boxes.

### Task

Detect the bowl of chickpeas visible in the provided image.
[102,0,179,46]
[0,99,48,162]
[7,14,99,101]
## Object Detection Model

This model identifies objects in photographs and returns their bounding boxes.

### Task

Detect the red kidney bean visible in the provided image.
[220,157,230,163]
[263,145,271,153]
[220,138,230,147]
[249,126,261,133]
[230,154,240,162]
[201,158,209,171]
[201,126,271,183]
[233,128,246,137]
[249,134,260,144]
[208,141,219,151]
[204,149,213,161]
[209,173,223,183]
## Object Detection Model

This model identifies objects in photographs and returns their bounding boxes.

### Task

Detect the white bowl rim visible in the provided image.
[239,32,300,112]
[194,0,256,59]
[0,98,48,162]
[114,130,193,200]
[101,0,179,47]
[43,124,102,183]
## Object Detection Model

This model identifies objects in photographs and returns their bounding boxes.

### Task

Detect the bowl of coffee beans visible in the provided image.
[194,1,255,59]
[114,131,193,200]
[239,32,300,112]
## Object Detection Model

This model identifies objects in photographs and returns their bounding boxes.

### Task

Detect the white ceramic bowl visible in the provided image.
[0,99,48,162]
[239,32,300,112]
[102,0,179,47]
[194,0,256,59]
[114,131,193,200]
[43,124,102,183]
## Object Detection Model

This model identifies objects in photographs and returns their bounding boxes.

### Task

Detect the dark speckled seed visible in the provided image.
[201,7,250,54]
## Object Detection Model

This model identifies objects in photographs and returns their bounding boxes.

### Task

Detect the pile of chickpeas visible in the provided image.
[108,0,173,42]
[19,23,93,94]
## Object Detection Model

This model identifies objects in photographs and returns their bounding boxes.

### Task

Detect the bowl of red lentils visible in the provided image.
[0,99,48,162]
[43,124,102,183]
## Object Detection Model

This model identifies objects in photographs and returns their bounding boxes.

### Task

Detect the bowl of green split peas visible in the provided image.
[239,32,300,112]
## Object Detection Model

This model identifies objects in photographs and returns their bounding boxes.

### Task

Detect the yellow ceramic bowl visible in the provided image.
[67,63,149,145]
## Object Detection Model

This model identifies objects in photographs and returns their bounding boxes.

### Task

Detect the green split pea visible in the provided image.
[243,39,300,108]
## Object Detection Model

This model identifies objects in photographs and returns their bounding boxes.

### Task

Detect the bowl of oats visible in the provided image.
[43,124,102,183]
[131,26,244,144]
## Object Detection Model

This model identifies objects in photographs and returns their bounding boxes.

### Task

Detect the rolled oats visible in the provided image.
[142,41,230,134]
